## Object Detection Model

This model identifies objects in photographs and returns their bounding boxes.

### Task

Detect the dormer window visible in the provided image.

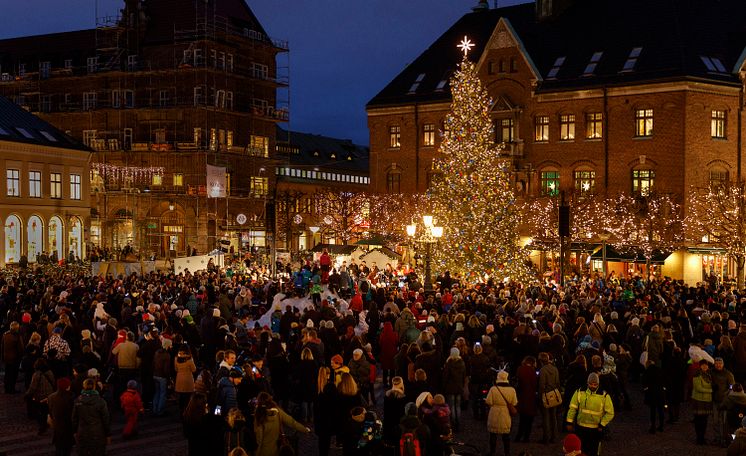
[701,56,727,73]
[547,56,566,79]
[621,47,643,72]
[330,153,337,159]
[537,0,553,18]
[582,51,603,76]
[408,73,426,94]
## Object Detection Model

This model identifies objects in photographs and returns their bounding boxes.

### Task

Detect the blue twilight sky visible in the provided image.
[0,0,527,145]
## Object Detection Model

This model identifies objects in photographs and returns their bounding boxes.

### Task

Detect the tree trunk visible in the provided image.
[737,255,745,290]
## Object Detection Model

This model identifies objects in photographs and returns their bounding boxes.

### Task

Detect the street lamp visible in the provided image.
[598,231,611,279]
[309,225,320,248]
[406,215,443,293]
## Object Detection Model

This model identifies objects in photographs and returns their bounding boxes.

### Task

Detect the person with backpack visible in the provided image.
[400,401,430,456]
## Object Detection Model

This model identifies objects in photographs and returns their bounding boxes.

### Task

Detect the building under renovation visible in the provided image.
[0,0,288,257]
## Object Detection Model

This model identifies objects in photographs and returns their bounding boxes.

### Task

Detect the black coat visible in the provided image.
[383,390,407,445]
[642,363,666,406]
[314,382,338,436]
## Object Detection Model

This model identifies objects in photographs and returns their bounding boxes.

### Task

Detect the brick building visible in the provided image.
[0,95,90,265]
[366,0,746,282]
[0,0,287,257]
[274,127,369,252]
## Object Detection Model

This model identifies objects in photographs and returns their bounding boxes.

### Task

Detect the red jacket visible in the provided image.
[120,389,143,413]
[378,322,399,370]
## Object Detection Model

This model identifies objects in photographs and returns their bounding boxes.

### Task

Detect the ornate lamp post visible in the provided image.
[406,215,443,292]
[309,225,320,249]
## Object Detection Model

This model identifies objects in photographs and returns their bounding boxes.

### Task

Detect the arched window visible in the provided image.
[540,169,560,196]
[386,170,401,193]
[632,168,655,195]
[709,166,729,188]
[574,168,595,195]
[5,215,22,263]
[49,216,64,259]
[27,215,43,262]
[68,217,83,260]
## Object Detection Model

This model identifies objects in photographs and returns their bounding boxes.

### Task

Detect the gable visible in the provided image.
[475,17,543,82]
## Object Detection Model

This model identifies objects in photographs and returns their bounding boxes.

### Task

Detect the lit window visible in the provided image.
[29,171,41,198]
[497,118,514,143]
[574,170,595,195]
[535,116,549,142]
[586,112,603,139]
[560,114,575,140]
[632,169,655,195]
[250,177,268,197]
[712,110,726,139]
[249,135,269,157]
[50,173,62,199]
[540,171,560,196]
[70,174,81,200]
[225,172,231,196]
[173,173,184,186]
[423,124,436,146]
[152,174,162,186]
[83,92,96,110]
[389,126,401,148]
[635,109,653,137]
[6,169,20,197]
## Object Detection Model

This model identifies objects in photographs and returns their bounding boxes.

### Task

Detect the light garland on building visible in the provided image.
[90,163,165,182]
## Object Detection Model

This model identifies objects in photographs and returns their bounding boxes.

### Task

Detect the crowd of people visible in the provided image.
[2,253,746,456]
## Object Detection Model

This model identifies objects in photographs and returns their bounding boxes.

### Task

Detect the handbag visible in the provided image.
[278,431,295,456]
[542,388,563,408]
[495,385,517,417]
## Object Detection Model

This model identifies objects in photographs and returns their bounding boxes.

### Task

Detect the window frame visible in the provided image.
[540,170,560,196]
[573,169,596,195]
[386,170,401,193]
[559,114,576,141]
[6,169,20,197]
[711,110,727,139]
[634,108,654,137]
[585,112,603,139]
[70,174,81,200]
[29,171,41,198]
[632,169,655,195]
[534,115,549,142]
[389,125,401,148]
[423,123,436,146]
[50,172,62,199]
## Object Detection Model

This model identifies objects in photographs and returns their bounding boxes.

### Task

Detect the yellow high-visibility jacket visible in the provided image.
[566,388,615,429]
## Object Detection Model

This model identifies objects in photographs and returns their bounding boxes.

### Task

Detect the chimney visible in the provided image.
[536,0,575,20]
[472,0,489,11]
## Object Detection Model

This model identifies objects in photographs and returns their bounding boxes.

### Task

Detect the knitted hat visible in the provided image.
[405,402,418,416]
[127,380,138,389]
[350,406,366,422]
[56,377,71,391]
[564,433,582,452]
[588,372,600,384]
[229,368,243,379]
[353,348,363,357]
[21,312,32,323]
[391,376,405,395]
[415,392,432,409]
[331,354,343,365]
[433,394,446,405]
[87,368,99,377]
[212,308,220,318]
[307,319,314,328]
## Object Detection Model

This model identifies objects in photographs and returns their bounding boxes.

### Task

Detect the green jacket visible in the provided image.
[566,388,615,429]
[692,375,713,403]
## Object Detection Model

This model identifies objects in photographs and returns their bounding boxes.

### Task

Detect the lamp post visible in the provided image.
[309,225,320,249]
[598,231,611,280]
[406,215,443,293]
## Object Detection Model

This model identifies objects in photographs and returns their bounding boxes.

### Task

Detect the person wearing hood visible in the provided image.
[254,391,309,456]
[563,433,587,456]
[120,379,144,439]
[73,378,111,455]
[645,324,664,367]
[486,370,517,456]
[692,359,714,445]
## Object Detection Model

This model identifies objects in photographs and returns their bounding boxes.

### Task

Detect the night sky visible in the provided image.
[1,0,527,145]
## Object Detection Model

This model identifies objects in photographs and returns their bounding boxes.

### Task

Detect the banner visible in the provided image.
[206,164,226,198]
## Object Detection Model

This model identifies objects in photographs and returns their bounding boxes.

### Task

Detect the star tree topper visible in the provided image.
[457,36,474,56]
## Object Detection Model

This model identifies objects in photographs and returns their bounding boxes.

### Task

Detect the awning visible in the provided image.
[590,245,671,264]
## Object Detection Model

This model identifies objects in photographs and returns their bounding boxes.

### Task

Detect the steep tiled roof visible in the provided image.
[0,95,89,151]
[367,0,746,108]
[276,127,369,174]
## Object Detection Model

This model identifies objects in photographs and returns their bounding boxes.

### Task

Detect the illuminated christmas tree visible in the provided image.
[429,39,532,282]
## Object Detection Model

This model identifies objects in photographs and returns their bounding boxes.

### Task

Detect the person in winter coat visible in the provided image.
[336,372,366,444]
[183,392,223,456]
[515,356,539,443]
[538,352,561,444]
[253,392,310,456]
[224,407,251,455]
[424,394,452,455]
[641,360,665,433]
[296,347,319,422]
[395,308,418,342]
[469,342,491,420]
[442,347,466,431]
[379,322,399,387]
[348,348,371,402]
[383,377,407,448]
[315,367,338,456]
[722,383,746,443]
[217,368,243,414]
[120,380,144,438]
[73,378,111,456]
[175,348,197,411]
[2,321,25,393]
[399,402,431,456]
[692,360,713,445]
[486,370,517,456]
[728,416,746,456]
[47,377,75,456]
[152,344,171,416]
[25,357,56,435]
[645,325,665,367]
